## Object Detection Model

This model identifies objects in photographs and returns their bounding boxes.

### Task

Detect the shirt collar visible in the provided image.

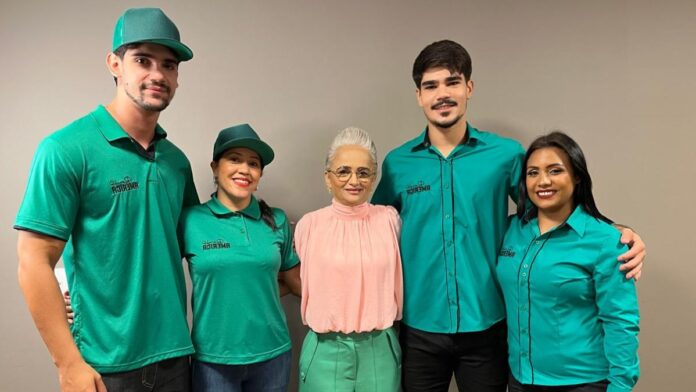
[564,205,588,237]
[526,205,588,238]
[90,105,168,143]
[205,194,262,220]
[409,122,483,152]
[330,198,370,219]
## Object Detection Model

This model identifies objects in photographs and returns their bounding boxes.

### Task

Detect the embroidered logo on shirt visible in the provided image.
[499,247,515,257]
[202,239,231,250]
[406,181,431,195]
[110,176,139,195]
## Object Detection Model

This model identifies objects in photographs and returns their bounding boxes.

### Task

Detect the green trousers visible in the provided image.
[298,327,402,392]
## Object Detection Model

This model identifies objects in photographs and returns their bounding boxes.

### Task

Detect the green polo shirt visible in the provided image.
[496,207,639,392]
[180,195,299,365]
[14,105,199,373]
[372,124,524,333]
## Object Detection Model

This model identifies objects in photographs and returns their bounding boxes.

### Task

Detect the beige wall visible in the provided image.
[1,0,694,390]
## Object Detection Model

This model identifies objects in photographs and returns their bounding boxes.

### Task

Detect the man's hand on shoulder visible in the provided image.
[616,226,646,281]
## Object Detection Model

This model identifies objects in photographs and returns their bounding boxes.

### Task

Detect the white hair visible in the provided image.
[325,127,378,170]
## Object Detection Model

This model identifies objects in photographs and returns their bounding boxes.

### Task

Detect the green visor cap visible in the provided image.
[112,8,193,61]
[213,124,275,166]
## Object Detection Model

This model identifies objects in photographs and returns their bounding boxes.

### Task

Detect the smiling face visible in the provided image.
[211,147,262,211]
[416,67,473,130]
[525,147,578,219]
[108,43,180,112]
[324,145,376,207]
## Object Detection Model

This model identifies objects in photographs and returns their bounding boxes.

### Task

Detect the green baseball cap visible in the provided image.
[112,8,193,61]
[213,124,275,166]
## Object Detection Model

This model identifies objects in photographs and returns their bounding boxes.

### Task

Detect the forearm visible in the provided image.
[596,246,640,391]
[279,265,301,297]
[18,259,83,368]
[278,280,290,297]
[603,314,640,391]
[17,231,83,369]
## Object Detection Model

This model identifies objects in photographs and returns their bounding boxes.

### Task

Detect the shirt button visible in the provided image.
[444,183,450,189]
[445,214,451,219]
[447,240,453,246]
[523,264,529,269]
[521,272,527,277]
[240,229,246,233]
[521,352,528,357]
[521,328,527,333]
[520,305,528,311]
[534,240,540,245]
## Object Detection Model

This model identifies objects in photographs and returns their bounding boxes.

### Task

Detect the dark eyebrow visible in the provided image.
[228,151,261,161]
[527,163,565,169]
[420,80,437,87]
[131,51,180,65]
[445,75,463,82]
[130,51,154,58]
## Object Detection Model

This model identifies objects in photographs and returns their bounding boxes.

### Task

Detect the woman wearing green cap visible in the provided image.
[180,124,301,392]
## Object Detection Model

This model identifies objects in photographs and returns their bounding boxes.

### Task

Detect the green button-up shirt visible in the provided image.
[496,207,639,392]
[180,195,299,365]
[372,124,524,333]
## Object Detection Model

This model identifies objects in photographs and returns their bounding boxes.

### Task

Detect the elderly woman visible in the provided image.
[496,131,639,392]
[293,127,403,392]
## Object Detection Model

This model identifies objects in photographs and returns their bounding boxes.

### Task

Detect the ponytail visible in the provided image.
[258,199,277,231]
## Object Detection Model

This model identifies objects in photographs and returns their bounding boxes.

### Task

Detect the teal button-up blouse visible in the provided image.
[496,206,639,392]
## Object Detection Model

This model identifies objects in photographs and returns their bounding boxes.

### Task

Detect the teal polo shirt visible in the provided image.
[372,124,524,333]
[15,105,199,373]
[180,195,299,365]
[496,207,639,392]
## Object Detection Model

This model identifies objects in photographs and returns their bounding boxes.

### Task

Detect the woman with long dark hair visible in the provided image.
[496,131,639,392]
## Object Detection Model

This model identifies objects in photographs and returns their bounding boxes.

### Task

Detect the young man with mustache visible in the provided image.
[15,8,198,392]
[372,39,646,392]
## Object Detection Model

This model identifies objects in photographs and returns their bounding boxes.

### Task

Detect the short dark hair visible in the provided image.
[113,43,142,59]
[517,131,612,224]
[412,40,472,87]
[112,43,142,85]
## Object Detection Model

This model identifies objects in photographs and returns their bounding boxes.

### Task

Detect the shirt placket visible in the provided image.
[518,235,542,383]
[230,213,251,247]
[441,157,458,331]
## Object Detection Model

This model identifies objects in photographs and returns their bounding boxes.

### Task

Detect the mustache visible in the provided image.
[141,81,170,94]
[432,99,457,110]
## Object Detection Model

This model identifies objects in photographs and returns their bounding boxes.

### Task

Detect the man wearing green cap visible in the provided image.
[16,8,197,392]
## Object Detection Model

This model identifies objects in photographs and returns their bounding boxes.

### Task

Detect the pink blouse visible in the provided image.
[294,199,403,333]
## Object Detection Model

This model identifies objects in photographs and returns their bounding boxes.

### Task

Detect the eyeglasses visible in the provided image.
[326,166,375,182]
